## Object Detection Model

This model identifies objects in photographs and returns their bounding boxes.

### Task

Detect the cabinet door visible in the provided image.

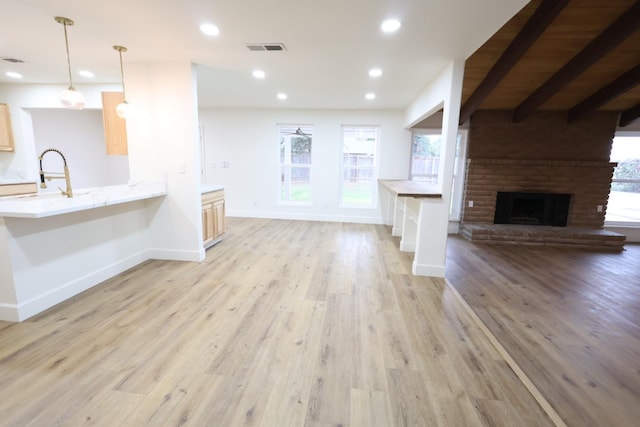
[202,203,214,246]
[213,199,226,238]
[101,92,128,155]
[0,103,15,152]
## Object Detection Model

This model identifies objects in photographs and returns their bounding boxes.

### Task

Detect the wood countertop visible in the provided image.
[378,179,442,198]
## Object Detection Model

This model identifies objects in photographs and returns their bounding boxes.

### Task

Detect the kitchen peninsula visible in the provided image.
[0,181,167,322]
[378,179,448,277]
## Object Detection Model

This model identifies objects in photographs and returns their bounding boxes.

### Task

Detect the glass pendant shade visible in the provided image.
[60,87,85,109]
[116,101,130,118]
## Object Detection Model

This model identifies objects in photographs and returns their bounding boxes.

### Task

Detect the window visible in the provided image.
[341,126,378,206]
[606,134,640,224]
[279,125,312,203]
[410,133,442,183]
[410,129,468,220]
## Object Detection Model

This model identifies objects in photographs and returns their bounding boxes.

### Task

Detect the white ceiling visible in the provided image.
[0,0,528,109]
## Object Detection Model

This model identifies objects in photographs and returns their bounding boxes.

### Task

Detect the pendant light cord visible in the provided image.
[118,49,126,99]
[62,21,74,89]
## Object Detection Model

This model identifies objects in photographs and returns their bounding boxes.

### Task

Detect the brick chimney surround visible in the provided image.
[460,110,624,249]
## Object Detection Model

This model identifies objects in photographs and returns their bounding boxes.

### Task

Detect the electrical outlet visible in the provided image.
[597,205,603,212]
[468,200,474,208]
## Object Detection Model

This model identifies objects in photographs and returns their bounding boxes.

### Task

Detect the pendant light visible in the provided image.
[55,16,85,109]
[113,45,130,118]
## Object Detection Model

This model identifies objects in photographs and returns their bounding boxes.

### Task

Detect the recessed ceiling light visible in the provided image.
[6,71,22,79]
[253,70,266,79]
[277,93,287,100]
[381,19,401,33]
[200,23,220,36]
[369,68,382,78]
[365,93,376,100]
[78,70,94,78]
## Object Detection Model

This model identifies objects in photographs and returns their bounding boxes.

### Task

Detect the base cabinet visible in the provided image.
[202,190,225,248]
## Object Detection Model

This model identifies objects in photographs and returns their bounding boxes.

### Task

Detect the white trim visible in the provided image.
[228,210,384,224]
[412,261,445,277]
[339,125,380,208]
[146,248,204,262]
[400,241,416,252]
[3,250,148,322]
[277,124,314,204]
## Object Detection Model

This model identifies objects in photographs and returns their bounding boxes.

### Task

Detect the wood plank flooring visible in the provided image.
[0,218,551,426]
[446,237,640,427]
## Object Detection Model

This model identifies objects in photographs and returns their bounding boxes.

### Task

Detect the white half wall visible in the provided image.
[199,108,410,224]
[0,200,155,321]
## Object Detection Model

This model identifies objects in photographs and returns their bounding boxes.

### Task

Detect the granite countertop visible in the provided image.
[0,181,167,218]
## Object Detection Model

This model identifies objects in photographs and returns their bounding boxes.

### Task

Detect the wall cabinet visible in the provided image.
[0,103,15,152]
[202,190,225,248]
[101,92,128,155]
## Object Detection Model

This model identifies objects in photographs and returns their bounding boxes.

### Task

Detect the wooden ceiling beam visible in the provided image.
[512,0,640,123]
[619,102,640,127]
[568,64,640,123]
[459,0,569,125]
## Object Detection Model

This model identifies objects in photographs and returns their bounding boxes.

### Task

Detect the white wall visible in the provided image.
[198,108,410,224]
[0,83,121,181]
[126,62,203,261]
[31,109,129,189]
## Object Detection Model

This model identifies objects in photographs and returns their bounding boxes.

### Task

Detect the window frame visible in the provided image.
[410,128,468,221]
[605,131,640,226]
[277,124,313,206]
[339,125,380,209]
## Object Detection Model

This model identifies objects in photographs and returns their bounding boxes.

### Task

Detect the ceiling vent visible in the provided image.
[2,57,25,63]
[246,43,287,52]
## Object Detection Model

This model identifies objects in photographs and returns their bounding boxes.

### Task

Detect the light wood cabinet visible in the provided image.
[0,103,15,152]
[101,92,128,155]
[202,190,225,248]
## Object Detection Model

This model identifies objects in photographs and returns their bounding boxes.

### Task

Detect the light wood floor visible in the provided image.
[0,218,552,426]
[446,237,640,427]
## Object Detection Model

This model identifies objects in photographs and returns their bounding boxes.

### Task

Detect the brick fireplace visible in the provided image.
[459,111,624,249]
[462,158,615,228]
[461,110,618,229]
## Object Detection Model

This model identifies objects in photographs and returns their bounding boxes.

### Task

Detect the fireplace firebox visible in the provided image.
[494,192,571,226]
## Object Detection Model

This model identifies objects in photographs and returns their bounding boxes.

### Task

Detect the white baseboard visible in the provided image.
[391,226,402,237]
[412,261,446,277]
[10,251,148,322]
[146,248,204,262]
[229,210,385,225]
[0,304,19,322]
[399,241,416,252]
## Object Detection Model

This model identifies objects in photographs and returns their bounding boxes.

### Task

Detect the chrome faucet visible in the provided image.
[38,148,73,198]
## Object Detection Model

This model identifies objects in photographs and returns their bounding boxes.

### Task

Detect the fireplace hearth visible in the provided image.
[494,192,571,226]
